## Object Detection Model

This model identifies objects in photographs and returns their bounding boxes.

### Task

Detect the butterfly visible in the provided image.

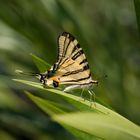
[36,32,98,99]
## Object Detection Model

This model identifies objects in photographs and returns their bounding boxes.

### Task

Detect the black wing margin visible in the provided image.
[57,32,81,65]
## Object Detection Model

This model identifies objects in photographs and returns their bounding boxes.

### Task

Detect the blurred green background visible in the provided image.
[0,0,140,139]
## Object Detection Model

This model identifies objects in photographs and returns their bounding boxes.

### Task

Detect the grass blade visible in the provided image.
[13,79,140,140]
[53,112,140,140]
[31,53,50,72]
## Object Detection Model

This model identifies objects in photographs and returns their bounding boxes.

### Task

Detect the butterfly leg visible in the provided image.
[88,90,93,107]
[88,90,96,107]
[78,88,86,102]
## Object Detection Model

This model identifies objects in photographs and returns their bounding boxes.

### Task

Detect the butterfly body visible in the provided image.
[37,32,98,92]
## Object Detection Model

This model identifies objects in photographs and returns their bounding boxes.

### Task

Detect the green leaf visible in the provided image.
[31,53,51,72]
[53,112,140,140]
[25,91,100,140]
[13,79,140,140]
[25,91,66,115]
[13,79,108,114]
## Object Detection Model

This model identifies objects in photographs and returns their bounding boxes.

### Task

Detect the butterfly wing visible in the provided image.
[53,32,93,85]
[57,32,81,65]
[37,32,97,89]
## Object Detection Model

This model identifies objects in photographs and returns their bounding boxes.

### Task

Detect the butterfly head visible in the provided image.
[36,73,47,85]
[36,72,59,88]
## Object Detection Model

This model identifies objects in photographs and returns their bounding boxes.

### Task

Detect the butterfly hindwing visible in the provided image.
[58,58,91,85]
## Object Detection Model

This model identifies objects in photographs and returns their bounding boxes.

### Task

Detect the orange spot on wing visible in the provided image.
[50,76,60,83]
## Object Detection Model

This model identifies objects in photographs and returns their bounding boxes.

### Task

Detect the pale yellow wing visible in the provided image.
[49,32,94,86]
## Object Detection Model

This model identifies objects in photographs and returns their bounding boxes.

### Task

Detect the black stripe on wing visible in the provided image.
[62,63,90,77]
[61,73,91,83]
[72,43,80,54]
[57,32,74,62]
[72,49,84,60]
[80,59,87,65]
[83,64,89,70]
[57,32,80,64]
[62,32,75,58]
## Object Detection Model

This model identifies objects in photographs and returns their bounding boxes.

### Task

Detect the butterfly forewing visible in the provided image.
[54,32,93,86]
[58,32,79,65]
